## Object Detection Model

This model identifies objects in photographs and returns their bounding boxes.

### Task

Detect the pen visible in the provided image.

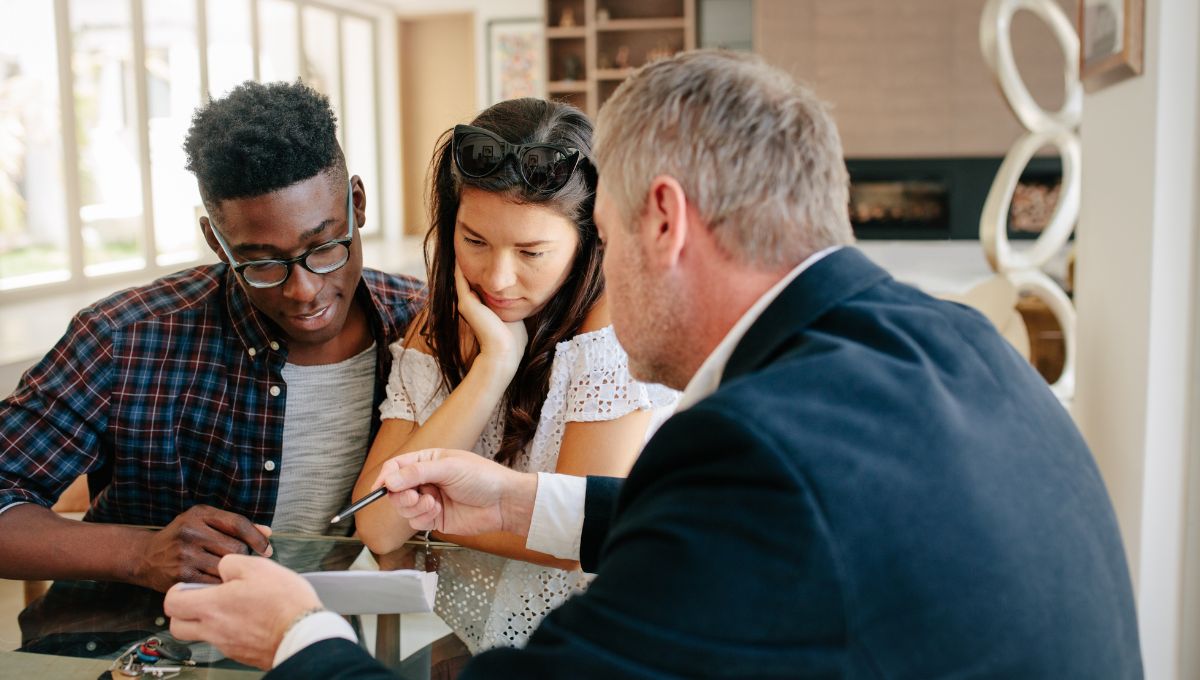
[330,486,387,524]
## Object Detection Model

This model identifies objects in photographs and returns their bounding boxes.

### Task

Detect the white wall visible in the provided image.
[1072,0,1200,677]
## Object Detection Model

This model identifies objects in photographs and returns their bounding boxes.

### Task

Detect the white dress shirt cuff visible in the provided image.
[525,472,587,560]
[273,610,358,668]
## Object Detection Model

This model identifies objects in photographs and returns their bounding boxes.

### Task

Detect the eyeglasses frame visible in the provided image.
[208,180,356,289]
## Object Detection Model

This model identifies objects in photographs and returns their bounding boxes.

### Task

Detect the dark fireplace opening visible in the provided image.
[849,180,950,235]
[846,157,1064,241]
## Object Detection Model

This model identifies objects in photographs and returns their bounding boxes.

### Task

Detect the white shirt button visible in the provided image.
[269,341,280,351]
[247,347,257,357]
[269,385,281,397]
[264,460,276,472]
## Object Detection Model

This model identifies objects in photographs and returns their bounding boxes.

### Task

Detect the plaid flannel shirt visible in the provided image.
[0,264,424,527]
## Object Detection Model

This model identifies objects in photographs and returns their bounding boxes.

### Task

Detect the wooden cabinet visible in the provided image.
[545,0,696,117]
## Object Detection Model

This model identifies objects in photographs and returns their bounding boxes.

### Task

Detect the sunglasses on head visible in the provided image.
[452,124,586,193]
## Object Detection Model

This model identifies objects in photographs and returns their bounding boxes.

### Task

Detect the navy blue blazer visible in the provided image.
[270,248,1141,679]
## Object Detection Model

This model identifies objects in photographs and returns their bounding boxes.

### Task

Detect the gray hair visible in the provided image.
[593,50,854,268]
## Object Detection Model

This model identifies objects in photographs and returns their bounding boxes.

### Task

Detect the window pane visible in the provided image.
[259,0,298,82]
[144,0,204,267]
[207,0,254,97]
[0,1,70,290]
[71,0,146,275]
[302,6,341,140]
[342,16,378,235]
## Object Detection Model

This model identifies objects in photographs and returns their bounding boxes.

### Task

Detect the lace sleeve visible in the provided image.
[379,343,446,424]
[557,327,679,424]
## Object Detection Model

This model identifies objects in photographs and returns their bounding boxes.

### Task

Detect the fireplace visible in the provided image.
[846,157,1063,241]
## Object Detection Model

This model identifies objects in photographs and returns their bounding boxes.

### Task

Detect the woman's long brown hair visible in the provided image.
[420,98,603,466]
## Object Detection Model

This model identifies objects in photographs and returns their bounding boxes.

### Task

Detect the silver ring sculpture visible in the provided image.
[980,0,1082,402]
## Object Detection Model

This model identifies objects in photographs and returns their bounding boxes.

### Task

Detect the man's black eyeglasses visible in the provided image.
[452,124,585,193]
[209,181,355,289]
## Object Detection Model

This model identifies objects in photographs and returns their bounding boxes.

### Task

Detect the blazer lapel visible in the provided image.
[722,248,891,384]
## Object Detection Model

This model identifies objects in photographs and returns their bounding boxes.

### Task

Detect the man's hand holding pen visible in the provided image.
[342,448,539,538]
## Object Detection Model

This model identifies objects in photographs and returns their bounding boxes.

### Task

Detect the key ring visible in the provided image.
[99,635,197,679]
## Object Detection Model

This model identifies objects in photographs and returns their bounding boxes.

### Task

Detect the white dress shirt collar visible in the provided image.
[675,246,841,412]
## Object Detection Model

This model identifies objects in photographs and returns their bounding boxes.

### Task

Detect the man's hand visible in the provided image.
[165,555,319,670]
[133,505,273,592]
[374,448,539,537]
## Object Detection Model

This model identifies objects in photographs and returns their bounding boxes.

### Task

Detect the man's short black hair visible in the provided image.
[184,80,345,210]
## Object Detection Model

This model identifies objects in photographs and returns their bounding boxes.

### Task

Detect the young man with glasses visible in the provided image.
[0,81,423,593]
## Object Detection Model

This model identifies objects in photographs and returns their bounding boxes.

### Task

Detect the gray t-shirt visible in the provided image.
[272,343,376,537]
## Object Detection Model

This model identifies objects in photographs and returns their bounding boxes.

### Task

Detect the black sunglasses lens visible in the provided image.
[456,133,504,177]
[521,147,576,191]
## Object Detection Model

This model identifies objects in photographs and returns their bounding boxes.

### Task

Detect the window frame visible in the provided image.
[0,0,388,302]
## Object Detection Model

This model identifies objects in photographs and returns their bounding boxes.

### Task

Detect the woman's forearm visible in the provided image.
[354,356,516,553]
[393,356,514,454]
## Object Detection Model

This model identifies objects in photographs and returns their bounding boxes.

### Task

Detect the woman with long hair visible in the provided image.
[352,98,676,660]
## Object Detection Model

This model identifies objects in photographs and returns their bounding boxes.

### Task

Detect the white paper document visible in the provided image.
[174,569,438,615]
[301,569,438,615]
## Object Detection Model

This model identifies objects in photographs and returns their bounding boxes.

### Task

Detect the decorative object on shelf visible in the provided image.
[559,7,576,28]
[597,52,613,70]
[488,18,545,104]
[646,41,675,63]
[614,45,631,69]
[596,7,610,23]
[1078,0,1144,91]
[562,54,583,81]
[980,0,1082,403]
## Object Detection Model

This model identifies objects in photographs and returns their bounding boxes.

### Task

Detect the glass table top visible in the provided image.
[7,531,463,678]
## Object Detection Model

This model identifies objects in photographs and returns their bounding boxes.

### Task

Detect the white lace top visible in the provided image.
[379,326,678,653]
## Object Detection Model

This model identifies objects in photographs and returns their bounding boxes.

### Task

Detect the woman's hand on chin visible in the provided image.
[455,265,528,375]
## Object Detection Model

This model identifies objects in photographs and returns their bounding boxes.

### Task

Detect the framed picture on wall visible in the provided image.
[1078,0,1144,92]
[487,18,545,105]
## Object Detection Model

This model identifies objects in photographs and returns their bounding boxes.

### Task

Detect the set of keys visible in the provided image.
[98,635,197,679]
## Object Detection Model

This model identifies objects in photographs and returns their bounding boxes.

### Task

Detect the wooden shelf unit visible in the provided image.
[545,26,587,39]
[597,18,687,31]
[547,80,588,93]
[594,67,635,80]
[544,0,696,117]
